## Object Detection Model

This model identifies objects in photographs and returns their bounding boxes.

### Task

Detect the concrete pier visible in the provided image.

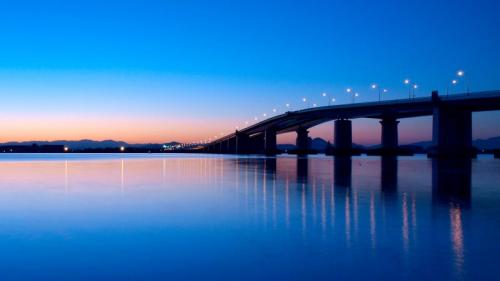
[380,117,399,151]
[334,119,353,155]
[429,93,475,158]
[296,127,309,155]
[235,132,250,154]
[264,128,277,155]
[249,133,265,154]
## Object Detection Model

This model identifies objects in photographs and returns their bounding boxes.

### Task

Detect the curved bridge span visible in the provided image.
[204,90,500,158]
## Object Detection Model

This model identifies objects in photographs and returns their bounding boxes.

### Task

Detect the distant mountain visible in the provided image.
[278,137,365,152]
[278,136,500,152]
[0,140,180,150]
[473,136,500,150]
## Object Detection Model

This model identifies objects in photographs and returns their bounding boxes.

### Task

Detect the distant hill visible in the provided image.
[0,140,180,150]
[278,136,500,152]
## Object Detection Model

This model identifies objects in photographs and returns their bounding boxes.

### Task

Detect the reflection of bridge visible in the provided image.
[203,90,500,158]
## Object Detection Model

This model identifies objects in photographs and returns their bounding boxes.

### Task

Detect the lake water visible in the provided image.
[0,153,498,280]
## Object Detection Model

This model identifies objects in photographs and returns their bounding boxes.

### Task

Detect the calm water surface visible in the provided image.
[0,153,498,280]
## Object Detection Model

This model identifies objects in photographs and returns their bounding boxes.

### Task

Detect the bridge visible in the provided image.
[202,90,500,158]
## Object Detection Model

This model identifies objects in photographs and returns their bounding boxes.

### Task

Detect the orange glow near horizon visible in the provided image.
[0,115,237,143]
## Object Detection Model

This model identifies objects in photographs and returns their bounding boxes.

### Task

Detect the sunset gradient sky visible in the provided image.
[0,0,499,144]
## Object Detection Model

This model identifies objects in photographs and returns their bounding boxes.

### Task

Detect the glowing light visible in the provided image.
[64,146,69,152]
[120,146,125,152]
[404,79,410,84]
[457,70,464,77]
[272,108,277,113]
[302,97,307,102]
[413,84,418,89]
[452,79,458,85]
[383,89,388,93]
[312,103,317,107]
[285,103,290,107]
[371,84,377,89]
[322,92,327,97]
[263,113,267,117]
[331,98,336,102]
[346,88,352,93]
[355,93,359,97]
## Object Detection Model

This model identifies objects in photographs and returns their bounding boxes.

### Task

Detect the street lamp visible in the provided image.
[456,70,470,94]
[412,84,418,98]
[302,97,309,108]
[322,92,331,105]
[353,92,359,103]
[404,79,411,98]
[331,97,336,103]
[371,83,381,101]
[448,79,458,95]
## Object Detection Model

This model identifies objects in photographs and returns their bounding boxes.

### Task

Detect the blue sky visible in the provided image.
[0,0,499,143]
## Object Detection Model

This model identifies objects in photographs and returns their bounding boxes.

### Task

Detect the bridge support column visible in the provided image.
[380,117,399,153]
[235,132,250,154]
[249,134,265,154]
[264,128,277,155]
[227,137,236,154]
[334,119,354,155]
[296,127,309,155]
[429,104,475,158]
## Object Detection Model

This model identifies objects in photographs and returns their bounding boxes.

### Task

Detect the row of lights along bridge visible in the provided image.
[192,70,469,146]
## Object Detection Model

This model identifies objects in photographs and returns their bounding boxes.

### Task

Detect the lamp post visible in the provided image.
[447,79,458,95]
[412,84,418,98]
[302,97,308,109]
[353,92,359,103]
[404,79,411,99]
[457,70,470,95]
[371,83,381,101]
[322,92,331,106]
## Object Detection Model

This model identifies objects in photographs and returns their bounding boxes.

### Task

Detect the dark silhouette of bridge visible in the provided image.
[203,90,500,158]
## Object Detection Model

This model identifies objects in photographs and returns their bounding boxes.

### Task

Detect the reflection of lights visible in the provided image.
[402,193,409,252]
[450,203,464,275]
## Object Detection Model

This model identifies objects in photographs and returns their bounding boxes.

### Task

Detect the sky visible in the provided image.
[0,0,499,144]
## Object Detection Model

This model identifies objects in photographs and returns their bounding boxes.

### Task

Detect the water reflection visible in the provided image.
[0,154,496,280]
[432,159,472,207]
[334,156,351,187]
